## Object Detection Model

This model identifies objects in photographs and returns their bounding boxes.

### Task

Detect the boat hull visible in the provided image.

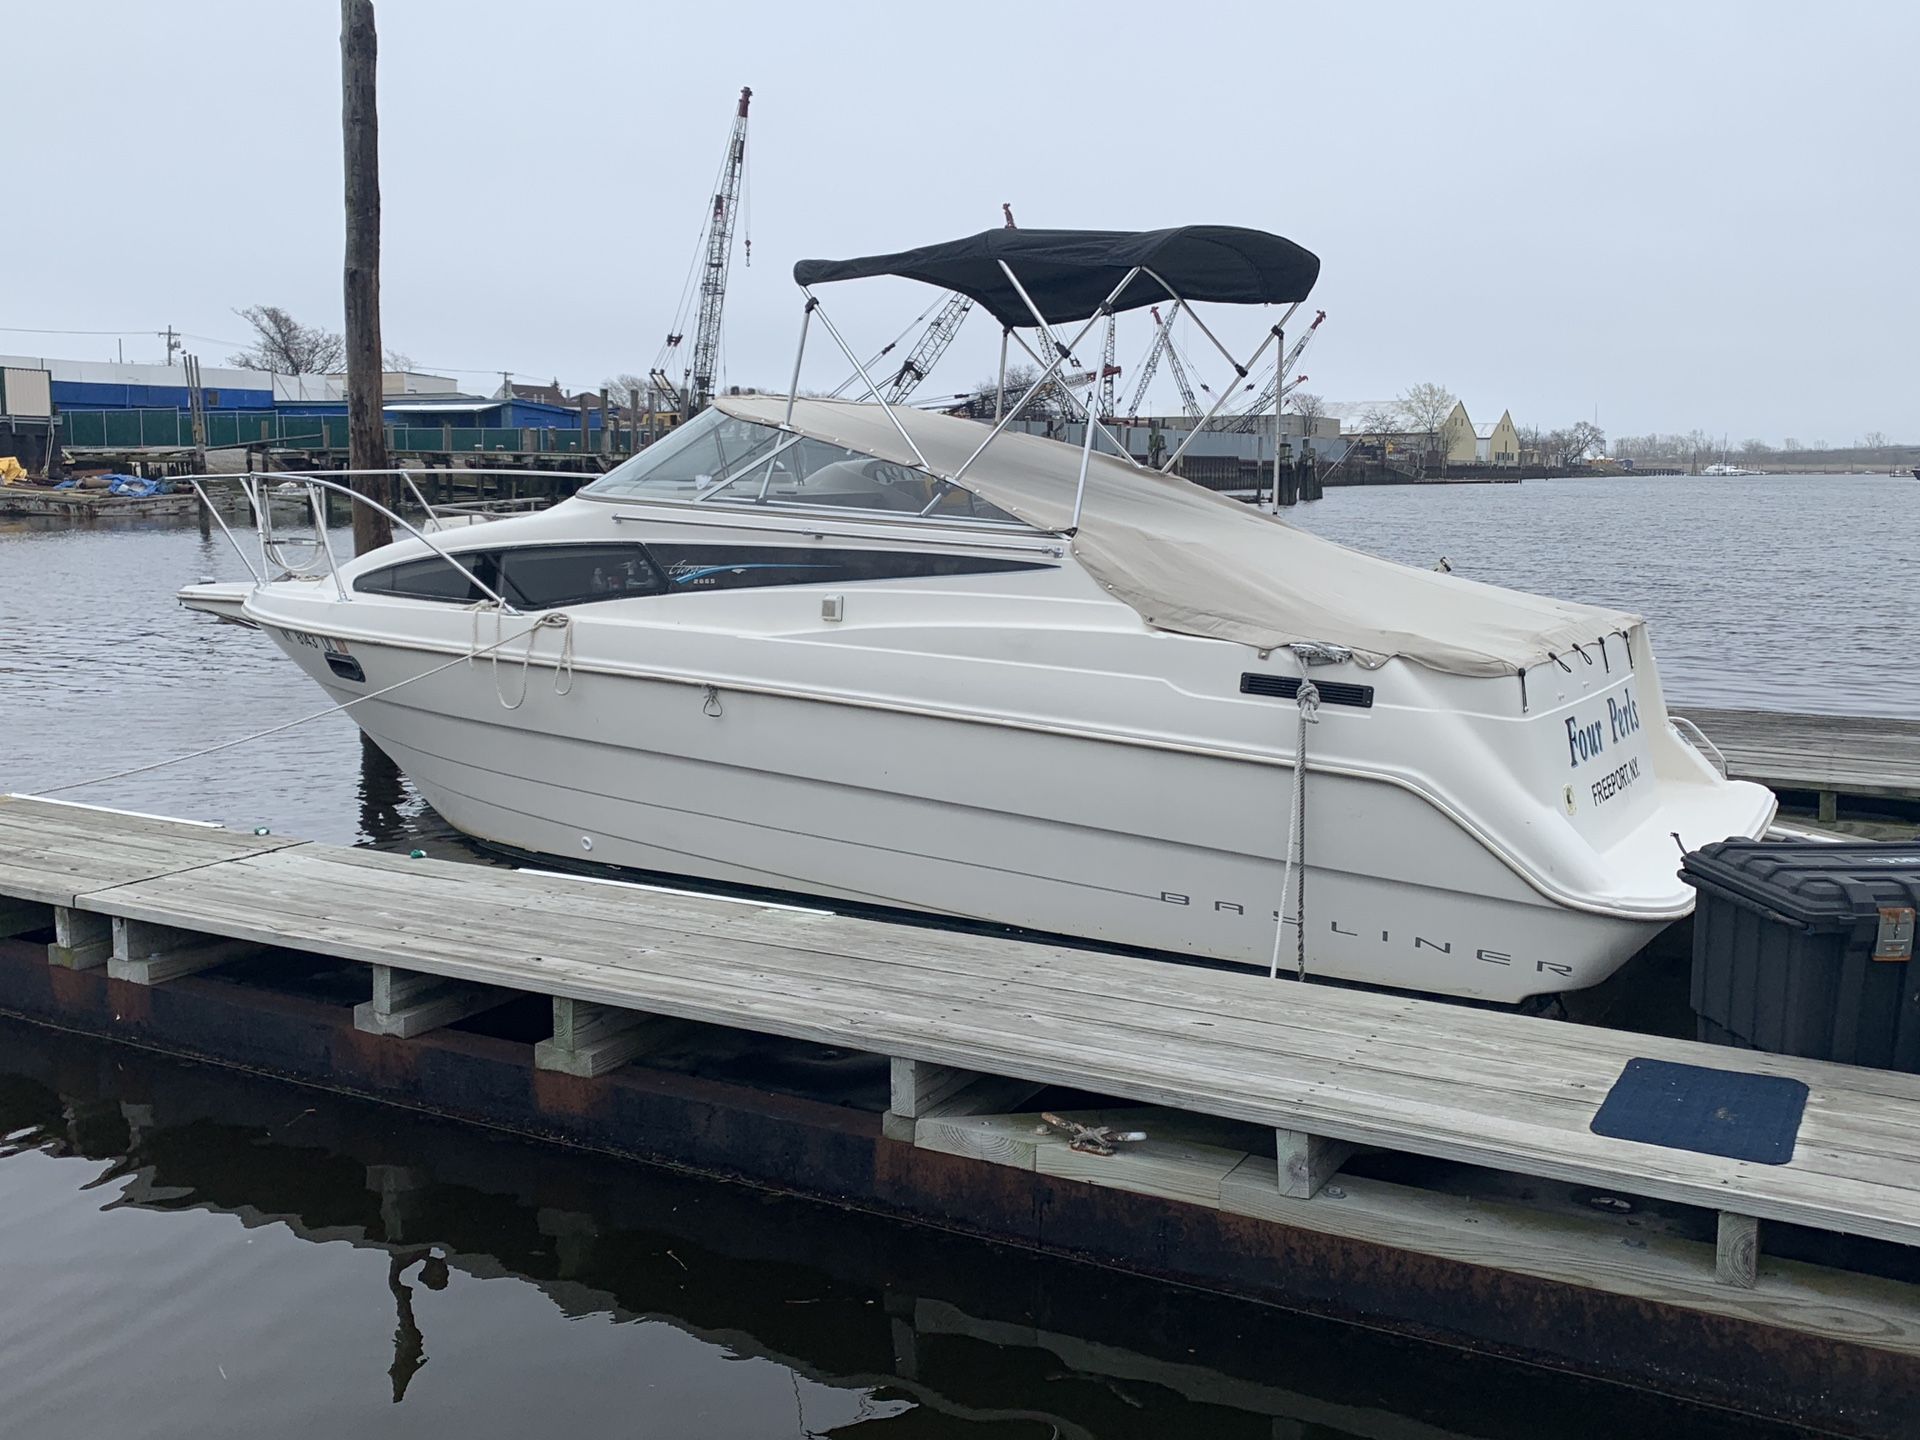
[305,645,1669,1004]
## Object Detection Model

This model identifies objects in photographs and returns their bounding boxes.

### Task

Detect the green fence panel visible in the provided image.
[277,417,327,448]
[62,412,105,446]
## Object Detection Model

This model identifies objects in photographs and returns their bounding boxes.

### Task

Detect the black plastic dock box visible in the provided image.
[1681,840,1920,1070]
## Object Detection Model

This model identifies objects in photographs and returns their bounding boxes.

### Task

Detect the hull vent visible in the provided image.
[1240,673,1374,709]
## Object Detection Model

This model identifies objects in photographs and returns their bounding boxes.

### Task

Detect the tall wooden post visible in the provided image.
[342,0,393,553]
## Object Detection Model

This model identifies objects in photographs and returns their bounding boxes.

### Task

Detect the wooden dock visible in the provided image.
[1679,706,1920,818]
[1,793,1917,1432]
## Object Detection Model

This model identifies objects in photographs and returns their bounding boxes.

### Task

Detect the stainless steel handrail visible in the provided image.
[183,471,525,613]
[1669,715,1731,779]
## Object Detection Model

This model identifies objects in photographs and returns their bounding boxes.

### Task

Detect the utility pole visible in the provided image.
[163,326,180,366]
[341,0,393,554]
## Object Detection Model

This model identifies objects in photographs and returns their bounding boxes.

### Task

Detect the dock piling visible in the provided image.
[48,906,111,970]
[1277,1127,1356,1199]
[1717,1212,1761,1288]
[108,917,257,985]
[533,997,679,1077]
[354,963,506,1038]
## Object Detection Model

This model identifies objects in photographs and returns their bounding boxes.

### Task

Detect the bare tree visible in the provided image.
[1397,382,1457,464]
[1551,421,1606,467]
[1781,436,1801,453]
[228,305,346,374]
[603,373,649,408]
[1356,403,1402,438]
[1860,430,1889,450]
[1286,390,1328,428]
[1739,438,1774,463]
[383,346,414,372]
[968,363,1065,421]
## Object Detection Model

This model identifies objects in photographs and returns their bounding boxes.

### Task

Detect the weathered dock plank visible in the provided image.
[3,795,1917,1257]
[0,797,301,907]
[1678,706,1920,805]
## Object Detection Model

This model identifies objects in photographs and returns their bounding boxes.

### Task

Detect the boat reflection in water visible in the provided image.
[0,1018,1803,1439]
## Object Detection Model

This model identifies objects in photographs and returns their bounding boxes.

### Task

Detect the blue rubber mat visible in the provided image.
[1589,1058,1807,1165]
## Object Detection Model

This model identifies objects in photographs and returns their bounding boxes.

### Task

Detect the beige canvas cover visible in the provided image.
[718,396,1640,678]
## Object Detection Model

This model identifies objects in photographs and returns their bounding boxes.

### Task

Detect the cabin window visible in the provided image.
[583,410,787,498]
[648,543,1052,592]
[355,545,666,609]
[353,552,496,602]
[496,545,665,609]
[581,408,1023,525]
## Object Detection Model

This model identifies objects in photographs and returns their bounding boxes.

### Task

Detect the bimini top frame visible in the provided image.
[783,225,1322,529]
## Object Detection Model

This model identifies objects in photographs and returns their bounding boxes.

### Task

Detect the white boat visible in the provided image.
[180,226,1773,1004]
[1700,463,1767,477]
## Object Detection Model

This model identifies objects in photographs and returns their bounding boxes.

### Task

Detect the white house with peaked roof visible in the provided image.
[1473,409,1520,466]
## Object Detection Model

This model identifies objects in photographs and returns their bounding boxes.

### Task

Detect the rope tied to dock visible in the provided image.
[26,621,578,800]
[1268,665,1322,982]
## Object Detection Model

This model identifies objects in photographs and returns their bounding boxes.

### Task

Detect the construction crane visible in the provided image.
[884,291,972,403]
[875,202,1057,406]
[1096,324,1118,421]
[682,86,752,419]
[1123,306,1204,421]
[1228,310,1327,432]
[1161,334,1204,420]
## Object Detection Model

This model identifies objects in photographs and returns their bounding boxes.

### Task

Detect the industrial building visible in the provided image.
[0,353,623,468]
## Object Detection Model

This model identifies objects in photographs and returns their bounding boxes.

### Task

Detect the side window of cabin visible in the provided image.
[649,543,1052,592]
[497,546,665,609]
[354,552,497,602]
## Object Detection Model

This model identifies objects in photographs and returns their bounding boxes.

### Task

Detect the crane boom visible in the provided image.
[1228,310,1326,431]
[884,291,973,403]
[1162,339,1202,420]
[1123,306,1172,419]
[686,86,752,418]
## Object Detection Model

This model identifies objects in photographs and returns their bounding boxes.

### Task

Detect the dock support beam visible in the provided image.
[1717,1211,1760,1288]
[533,998,678,1078]
[354,964,506,1038]
[1277,1127,1356,1199]
[884,1057,1043,1142]
[1817,791,1838,824]
[108,917,258,985]
[48,906,113,971]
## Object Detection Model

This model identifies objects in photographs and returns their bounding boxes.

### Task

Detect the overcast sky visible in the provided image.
[5,1,1914,443]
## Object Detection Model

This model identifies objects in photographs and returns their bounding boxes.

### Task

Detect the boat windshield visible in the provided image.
[581,409,1022,524]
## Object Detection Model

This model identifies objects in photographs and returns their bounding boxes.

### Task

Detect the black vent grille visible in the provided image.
[1240,672,1374,709]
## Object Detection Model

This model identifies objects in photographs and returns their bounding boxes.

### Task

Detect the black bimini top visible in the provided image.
[792,226,1320,328]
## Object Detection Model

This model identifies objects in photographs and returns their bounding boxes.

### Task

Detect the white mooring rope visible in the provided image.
[1267,675,1321,981]
[29,612,576,799]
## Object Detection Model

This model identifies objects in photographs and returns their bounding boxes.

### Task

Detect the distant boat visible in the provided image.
[1700,462,1766,477]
